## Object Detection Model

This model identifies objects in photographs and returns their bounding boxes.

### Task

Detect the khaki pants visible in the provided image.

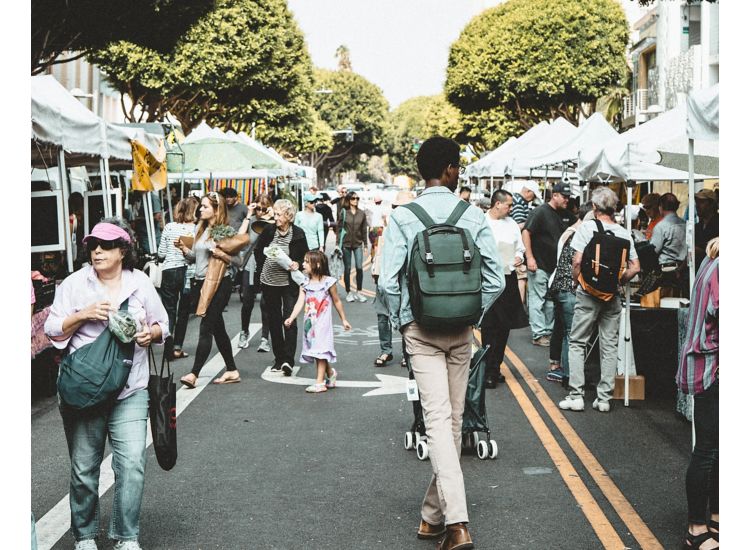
[403,323,473,525]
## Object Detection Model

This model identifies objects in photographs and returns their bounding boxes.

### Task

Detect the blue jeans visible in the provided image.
[342,246,363,292]
[527,269,554,339]
[552,290,576,377]
[60,389,149,542]
[377,313,393,355]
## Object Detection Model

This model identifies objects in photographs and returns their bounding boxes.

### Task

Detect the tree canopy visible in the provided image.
[311,68,389,182]
[387,95,463,178]
[89,0,327,154]
[32,0,215,74]
[445,0,629,149]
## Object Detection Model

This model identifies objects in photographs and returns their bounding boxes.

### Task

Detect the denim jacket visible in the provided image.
[379,186,505,330]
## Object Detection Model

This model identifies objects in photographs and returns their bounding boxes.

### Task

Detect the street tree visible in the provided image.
[445,0,629,148]
[89,0,325,154]
[387,95,463,178]
[32,0,215,75]
[311,68,389,183]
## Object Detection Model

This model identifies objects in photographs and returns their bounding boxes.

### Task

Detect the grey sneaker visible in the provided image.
[238,331,250,349]
[558,395,585,411]
[74,540,98,550]
[346,292,356,303]
[355,291,368,303]
[257,337,271,353]
[533,335,551,347]
[113,541,143,550]
[592,398,611,413]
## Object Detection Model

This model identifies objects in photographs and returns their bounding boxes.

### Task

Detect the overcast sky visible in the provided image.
[287,0,650,111]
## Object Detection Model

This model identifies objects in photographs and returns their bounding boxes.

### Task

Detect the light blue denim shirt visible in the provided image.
[379,186,505,330]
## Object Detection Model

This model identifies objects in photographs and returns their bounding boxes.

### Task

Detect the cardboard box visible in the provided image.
[613,375,645,400]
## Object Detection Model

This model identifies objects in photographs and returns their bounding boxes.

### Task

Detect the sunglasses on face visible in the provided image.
[86,238,123,252]
[350,196,359,201]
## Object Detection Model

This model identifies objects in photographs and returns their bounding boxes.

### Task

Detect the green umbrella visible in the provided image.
[167,137,284,172]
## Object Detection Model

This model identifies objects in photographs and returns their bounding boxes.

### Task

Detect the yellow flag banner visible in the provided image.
[131,140,167,191]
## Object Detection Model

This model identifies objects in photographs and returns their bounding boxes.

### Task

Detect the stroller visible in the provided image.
[403,345,498,461]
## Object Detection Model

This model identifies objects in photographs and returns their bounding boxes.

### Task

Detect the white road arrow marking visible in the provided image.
[260,367,408,397]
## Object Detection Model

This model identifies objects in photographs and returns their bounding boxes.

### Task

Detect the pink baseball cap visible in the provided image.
[82,222,132,244]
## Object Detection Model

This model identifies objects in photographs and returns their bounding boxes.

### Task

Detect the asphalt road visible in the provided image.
[31,273,693,549]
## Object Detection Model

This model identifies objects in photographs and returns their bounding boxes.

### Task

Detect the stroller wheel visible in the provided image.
[471,431,481,449]
[477,440,489,460]
[489,440,499,460]
[416,440,429,461]
[404,431,414,450]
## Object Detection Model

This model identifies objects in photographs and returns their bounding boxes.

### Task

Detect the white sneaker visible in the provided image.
[238,331,249,349]
[281,362,293,377]
[355,291,368,303]
[74,540,98,550]
[346,292,355,302]
[257,337,270,352]
[114,541,143,550]
[558,395,585,411]
[592,398,611,413]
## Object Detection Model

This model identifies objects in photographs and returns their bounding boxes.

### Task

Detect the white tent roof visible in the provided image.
[465,121,550,178]
[577,98,718,182]
[526,113,619,169]
[31,75,164,169]
[687,83,719,141]
[505,118,579,177]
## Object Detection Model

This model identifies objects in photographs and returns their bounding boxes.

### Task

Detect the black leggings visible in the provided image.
[262,283,298,367]
[241,270,270,338]
[686,379,719,524]
[190,277,236,376]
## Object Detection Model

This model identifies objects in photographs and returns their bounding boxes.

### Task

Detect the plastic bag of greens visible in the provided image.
[108,308,139,343]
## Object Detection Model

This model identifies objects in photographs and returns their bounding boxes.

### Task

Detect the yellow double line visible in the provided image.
[476,331,663,549]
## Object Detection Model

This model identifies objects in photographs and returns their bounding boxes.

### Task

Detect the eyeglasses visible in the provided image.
[452,164,466,175]
[86,238,122,252]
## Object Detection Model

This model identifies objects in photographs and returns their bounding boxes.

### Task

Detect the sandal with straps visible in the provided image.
[709,520,719,542]
[374,353,393,367]
[683,530,718,550]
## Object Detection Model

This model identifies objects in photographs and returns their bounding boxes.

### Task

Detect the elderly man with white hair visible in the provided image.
[558,187,640,413]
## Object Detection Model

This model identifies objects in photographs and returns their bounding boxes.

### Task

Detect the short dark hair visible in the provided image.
[659,192,680,212]
[220,187,238,198]
[98,217,138,270]
[578,201,593,221]
[416,136,460,181]
[460,186,472,195]
[304,250,330,278]
[490,189,512,208]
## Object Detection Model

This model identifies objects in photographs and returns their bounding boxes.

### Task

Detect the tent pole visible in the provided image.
[143,191,157,255]
[165,183,173,223]
[102,158,113,218]
[687,138,696,298]
[623,181,635,407]
[58,149,75,274]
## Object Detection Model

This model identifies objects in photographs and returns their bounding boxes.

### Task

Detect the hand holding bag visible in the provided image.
[147,347,177,471]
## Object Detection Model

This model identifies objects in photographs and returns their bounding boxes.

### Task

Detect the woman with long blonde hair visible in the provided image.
[176,192,242,387]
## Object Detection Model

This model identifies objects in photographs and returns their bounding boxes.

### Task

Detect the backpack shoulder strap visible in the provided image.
[445,200,470,226]
[594,219,605,234]
[402,203,436,229]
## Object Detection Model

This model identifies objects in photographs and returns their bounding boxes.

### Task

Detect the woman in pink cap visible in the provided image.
[45,217,169,550]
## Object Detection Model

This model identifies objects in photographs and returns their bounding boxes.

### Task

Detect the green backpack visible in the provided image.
[57,299,136,410]
[402,201,482,329]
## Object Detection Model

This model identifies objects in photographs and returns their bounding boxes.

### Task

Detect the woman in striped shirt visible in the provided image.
[678,237,719,550]
[157,198,196,359]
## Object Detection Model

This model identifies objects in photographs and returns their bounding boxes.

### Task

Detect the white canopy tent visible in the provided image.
[466,121,551,178]
[505,117,579,178]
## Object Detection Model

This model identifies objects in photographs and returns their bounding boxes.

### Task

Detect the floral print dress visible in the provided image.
[299,276,337,363]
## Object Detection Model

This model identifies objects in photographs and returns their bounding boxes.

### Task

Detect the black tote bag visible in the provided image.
[148,347,177,471]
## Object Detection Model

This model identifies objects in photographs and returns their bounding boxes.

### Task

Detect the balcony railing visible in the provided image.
[622,89,652,123]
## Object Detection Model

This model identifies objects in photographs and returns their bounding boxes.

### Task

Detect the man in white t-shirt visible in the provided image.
[559,187,641,414]
[365,195,388,260]
[482,189,525,388]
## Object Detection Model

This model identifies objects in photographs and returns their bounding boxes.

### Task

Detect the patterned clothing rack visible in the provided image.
[203,177,277,204]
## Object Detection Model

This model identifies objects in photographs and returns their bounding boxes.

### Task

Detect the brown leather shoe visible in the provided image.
[417,519,446,539]
[436,522,473,550]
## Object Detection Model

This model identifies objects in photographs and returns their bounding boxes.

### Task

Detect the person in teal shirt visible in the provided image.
[294,193,326,251]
